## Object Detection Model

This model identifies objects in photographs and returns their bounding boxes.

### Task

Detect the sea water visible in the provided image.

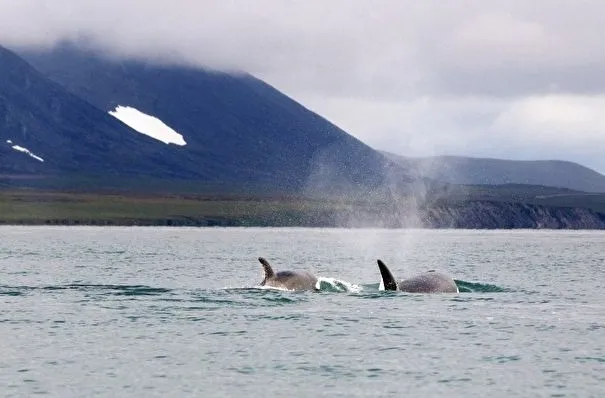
[0,227,603,397]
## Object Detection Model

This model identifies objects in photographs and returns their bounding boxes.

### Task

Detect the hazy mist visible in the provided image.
[2,0,604,172]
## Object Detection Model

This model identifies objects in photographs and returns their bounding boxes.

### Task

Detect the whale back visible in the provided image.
[398,271,459,293]
[257,257,318,291]
[271,270,318,291]
[376,259,458,293]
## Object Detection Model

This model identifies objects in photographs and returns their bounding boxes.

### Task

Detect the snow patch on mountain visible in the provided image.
[6,140,45,162]
[109,105,187,146]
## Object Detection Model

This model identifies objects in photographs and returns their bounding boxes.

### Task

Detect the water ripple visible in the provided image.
[1,227,604,397]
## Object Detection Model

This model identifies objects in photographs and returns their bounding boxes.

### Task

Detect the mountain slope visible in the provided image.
[18,44,410,195]
[0,45,210,180]
[382,152,605,193]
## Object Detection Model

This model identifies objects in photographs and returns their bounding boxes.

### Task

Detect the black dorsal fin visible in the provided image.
[377,259,398,291]
[258,257,275,280]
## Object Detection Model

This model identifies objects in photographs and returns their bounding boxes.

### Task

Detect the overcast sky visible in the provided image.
[2,0,605,172]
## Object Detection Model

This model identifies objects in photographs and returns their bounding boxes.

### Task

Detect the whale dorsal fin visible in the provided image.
[258,257,275,280]
[377,259,398,291]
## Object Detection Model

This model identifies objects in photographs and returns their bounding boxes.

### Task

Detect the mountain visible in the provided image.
[2,44,605,228]
[382,152,605,193]
[0,44,219,182]
[13,43,410,196]
[0,45,198,188]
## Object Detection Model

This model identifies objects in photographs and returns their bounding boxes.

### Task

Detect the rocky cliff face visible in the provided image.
[329,200,605,229]
[1,196,603,228]
[422,201,605,229]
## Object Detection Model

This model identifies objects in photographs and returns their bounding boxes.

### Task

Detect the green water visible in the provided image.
[1,227,604,397]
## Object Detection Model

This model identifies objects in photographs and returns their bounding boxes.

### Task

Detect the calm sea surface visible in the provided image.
[0,227,604,397]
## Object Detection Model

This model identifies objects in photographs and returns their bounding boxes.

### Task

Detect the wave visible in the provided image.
[454,280,510,293]
[0,279,509,299]
[0,283,173,296]
[316,277,362,293]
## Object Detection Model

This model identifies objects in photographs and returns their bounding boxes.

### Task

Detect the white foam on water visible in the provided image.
[108,105,187,146]
[316,277,362,293]
[225,280,362,293]
[219,285,294,292]
[255,285,295,292]
[378,278,385,291]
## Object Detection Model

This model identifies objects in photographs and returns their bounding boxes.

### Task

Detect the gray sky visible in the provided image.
[2,0,605,172]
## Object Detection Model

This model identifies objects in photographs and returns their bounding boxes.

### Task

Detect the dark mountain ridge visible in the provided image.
[3,43,604,229]
[16,44,410,196]
[0,45,203,180]
[382,152,605,193]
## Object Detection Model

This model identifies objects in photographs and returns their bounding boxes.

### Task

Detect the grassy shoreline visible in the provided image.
[0,189,363,227]
[2,188,605,228]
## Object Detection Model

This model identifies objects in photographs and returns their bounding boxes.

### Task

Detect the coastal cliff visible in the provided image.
[2,191,603,229]
[421,201,605,229]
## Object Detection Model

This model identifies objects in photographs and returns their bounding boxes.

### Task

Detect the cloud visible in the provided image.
[494,95,605,139]
[301,94,605,172]
[6,0,604,98]
[1,0,605,172]
[492,95,605,166]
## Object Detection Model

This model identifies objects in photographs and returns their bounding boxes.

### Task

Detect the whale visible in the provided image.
[377,259,459,293]
[258,257,319,291]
